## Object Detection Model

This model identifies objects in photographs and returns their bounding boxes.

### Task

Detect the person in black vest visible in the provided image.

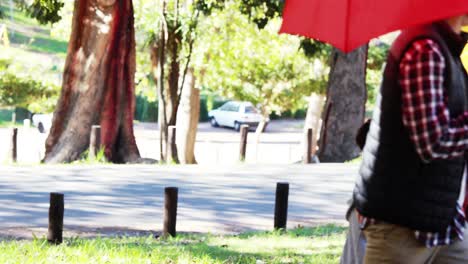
[340,119,371,264]
[353,15,468,263]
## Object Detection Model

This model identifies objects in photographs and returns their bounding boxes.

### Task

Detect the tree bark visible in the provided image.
[162,26,182,163]
[303,93,325,157]
[152,35,181,163]
[318,46,368,162]
[151,2,187,164]
[176,68,199,164]
[44,0,140,163]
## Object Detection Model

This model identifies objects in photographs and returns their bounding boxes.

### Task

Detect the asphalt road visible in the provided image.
[0,163,358,236]
[0,120,306,165]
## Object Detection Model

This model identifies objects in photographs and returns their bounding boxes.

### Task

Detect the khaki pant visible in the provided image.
[364,222,468,264]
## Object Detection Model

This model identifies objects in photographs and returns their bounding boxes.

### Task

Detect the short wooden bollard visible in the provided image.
[89,125,101,158]
[303,128,313,164]
[11,127,17,162]
[274,182,289,230]
[239,125,249,162]
[163,187,178,237]
[47,192,64,244]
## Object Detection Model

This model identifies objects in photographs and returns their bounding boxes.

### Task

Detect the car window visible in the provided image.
[244,106,258,113]
[231,105,240,112]
[220,103,231,111]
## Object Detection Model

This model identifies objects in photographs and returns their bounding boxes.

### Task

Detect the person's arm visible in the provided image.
[400,38,468,162]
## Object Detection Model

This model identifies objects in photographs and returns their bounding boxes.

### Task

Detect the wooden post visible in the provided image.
[163,187,178,237]
[167,126,179,164]
[11,127,17,163]
[239,125,249,162]
[48,192,64,244]
[89,125,101,159]
[303,128,313,164]
[274,182,289,230]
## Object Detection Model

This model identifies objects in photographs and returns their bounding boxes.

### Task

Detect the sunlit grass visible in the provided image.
[0,4,68,56]
[0,225,346,264]
[8,30,68,55]
[0,4,38,27]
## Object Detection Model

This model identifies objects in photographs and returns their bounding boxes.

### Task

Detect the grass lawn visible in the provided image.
[0,225,347,264]
[9,30,68,55]
[0,4,68,56]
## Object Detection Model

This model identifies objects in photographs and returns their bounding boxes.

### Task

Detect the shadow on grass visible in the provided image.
[53,226,346,263]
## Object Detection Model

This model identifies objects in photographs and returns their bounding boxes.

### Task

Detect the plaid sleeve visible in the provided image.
[399,39,468,162]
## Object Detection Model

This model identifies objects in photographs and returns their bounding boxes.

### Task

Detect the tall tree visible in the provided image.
[196,3,319,132]
[148,0,223,163]
[44,0,141,163]
[238,0,371,162]
[317,46,368,162]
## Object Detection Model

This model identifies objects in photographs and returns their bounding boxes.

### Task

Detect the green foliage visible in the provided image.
[238,0,283,29]
[16,0,64,24]
[134,94,231,123]
[300,38,332,61]
[0,59,59,112]
[366,68,381,108]
[365,42,390,108]
[367,42,389,70]
[0,108,30,126]
[196,0,226,16]
[199,94,228,121]
[195,2,327,118]
[0,73,57,109]
[134,94,158,122]
[76,147,109,164]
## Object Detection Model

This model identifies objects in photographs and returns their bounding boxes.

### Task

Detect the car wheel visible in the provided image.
[37,122,45,133]
[210,117,219,127]
[234,122,241,132]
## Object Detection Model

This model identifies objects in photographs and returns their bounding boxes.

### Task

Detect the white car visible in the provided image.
[32,113,53,133]
[208,101,266,131]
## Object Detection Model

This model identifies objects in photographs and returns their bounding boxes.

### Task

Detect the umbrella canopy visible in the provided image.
[280,0,468,52]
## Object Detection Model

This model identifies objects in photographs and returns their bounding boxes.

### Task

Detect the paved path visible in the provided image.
[0,120,305,165]
[0,164,358,237]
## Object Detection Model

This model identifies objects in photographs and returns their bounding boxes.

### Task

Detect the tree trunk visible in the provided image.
[176,68,199,164]
[152,35,181,163]
[44,0,140,163]
[253,106,270,150]
[303,93,325,157]
[318,46,368,162]
[151,2,185,164]
[162,27,182,163]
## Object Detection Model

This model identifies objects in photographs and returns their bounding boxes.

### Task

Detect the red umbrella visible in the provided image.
[280,0,468,52]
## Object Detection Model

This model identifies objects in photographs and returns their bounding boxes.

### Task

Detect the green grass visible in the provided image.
[1,4,68,56]
[73,148,110,165]
[9,30,68,55]
[0,225,347,264]
[0,4,39,27]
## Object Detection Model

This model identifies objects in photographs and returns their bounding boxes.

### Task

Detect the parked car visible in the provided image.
[32,113,53,133]
[208,101,266,131]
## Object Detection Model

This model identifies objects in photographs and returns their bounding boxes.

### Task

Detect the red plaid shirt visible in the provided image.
[359,38,468,247]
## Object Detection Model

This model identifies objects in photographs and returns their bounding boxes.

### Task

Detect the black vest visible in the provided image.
[354,22,468,232]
